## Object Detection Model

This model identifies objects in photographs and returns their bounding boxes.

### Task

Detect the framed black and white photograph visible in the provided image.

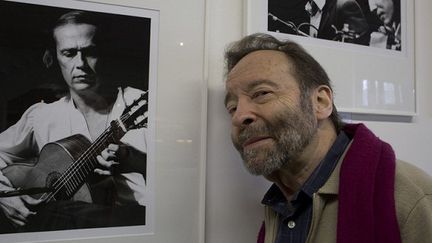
[267,0,402,51]
[0,0,158,241]
[246,0,415,115]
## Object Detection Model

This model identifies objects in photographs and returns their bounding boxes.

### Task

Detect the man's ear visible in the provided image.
[313,85,333,120]
[43,49,55,68]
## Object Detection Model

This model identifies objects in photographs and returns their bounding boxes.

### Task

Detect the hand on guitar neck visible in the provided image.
[95,143,147,176]
[94,144,123,176]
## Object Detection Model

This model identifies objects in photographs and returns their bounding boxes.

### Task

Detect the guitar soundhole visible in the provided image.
[46,171,68,200]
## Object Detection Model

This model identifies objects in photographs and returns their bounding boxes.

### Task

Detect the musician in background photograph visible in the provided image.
[0,10,147,233]
[268,0,370,45]
[369,0,401,50]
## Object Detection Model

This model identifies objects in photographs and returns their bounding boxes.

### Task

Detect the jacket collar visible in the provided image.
[317,141,353,195]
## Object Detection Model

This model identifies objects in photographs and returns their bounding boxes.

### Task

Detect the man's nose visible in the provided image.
[232,98,257,127]
[375,6,383,14]
[75,51,87,68]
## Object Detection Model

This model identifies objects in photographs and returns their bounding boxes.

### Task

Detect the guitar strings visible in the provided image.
[46,115,128,201]
[44,124,115,201]
[45,93,148,201]
[46,106,148,201]
[44,112,132,201]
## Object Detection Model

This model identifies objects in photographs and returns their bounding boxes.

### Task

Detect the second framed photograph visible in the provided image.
[245,0,416,116]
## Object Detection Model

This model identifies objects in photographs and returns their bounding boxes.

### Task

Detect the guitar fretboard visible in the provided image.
[43,92,148,202]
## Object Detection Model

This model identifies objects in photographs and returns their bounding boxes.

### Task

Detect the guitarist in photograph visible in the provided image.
[0,10,148,233]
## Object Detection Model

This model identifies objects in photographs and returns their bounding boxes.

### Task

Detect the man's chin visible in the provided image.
[244,165,265,176]
[72,82,99,93]
[243,158,278,176]
[245,165,276,176]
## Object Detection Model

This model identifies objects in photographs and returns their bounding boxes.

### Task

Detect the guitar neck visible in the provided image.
[44,92,147,202]
[47,120,127,201]
[79,123,124,171]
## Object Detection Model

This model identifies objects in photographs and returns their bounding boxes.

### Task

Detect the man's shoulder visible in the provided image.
[20,97,66,119]
[395,160,432,194]
[121,86,147,105]
[123,86,146,94]
[394,160,432,227]
[31,97,68,113]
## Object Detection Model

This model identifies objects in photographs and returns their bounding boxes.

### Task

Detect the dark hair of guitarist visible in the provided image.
[0,10,148,232]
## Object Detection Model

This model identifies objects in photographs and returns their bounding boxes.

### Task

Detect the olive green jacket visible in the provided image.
[263,159,432,243]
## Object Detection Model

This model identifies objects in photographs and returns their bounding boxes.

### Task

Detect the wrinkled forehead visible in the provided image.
[224,50,298,105]
[225,50,294,88]
[53,23,97,42]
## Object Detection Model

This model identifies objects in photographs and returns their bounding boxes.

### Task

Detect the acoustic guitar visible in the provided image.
[1,91,148,205]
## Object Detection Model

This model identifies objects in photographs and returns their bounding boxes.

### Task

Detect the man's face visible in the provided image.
[375,0,394,25]
[225,50,317,176]
[54,23,99,94]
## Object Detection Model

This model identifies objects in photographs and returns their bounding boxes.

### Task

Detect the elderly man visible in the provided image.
[370,0,401,50]
[224,33,432,243]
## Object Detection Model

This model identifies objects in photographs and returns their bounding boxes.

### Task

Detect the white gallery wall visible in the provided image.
[2,0,429,243]
[205,0,432,243]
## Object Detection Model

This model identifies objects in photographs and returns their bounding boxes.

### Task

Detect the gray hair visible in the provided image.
[224,33,343,132]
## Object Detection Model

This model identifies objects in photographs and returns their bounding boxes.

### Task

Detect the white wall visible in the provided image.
[9,0,430,242]
[205,1,432,243]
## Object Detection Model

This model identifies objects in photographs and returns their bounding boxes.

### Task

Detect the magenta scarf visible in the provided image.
[337,123,401,243]
[257,123,401,243]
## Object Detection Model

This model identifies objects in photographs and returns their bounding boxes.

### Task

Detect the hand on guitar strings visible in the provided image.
[95,143,146,176]
[95,143,129,176]
[0,193,42,228]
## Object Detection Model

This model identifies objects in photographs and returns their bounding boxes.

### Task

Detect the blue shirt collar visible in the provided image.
[262,131,351,215]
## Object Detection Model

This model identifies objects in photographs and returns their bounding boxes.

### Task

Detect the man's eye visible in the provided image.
[252,90,271,99]
[61,50,76,58]
[227,106,237,116]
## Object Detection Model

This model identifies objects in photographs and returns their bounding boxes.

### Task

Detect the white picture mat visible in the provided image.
[0,0,159,242]
[245,0,416,116]
[73,1,207,243]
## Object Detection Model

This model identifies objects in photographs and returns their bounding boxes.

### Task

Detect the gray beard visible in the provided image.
[241,144,287,176]
[234,101,317,176]
[240,126,313,176]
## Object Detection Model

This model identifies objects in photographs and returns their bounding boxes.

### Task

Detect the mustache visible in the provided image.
[234,124,272,150]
